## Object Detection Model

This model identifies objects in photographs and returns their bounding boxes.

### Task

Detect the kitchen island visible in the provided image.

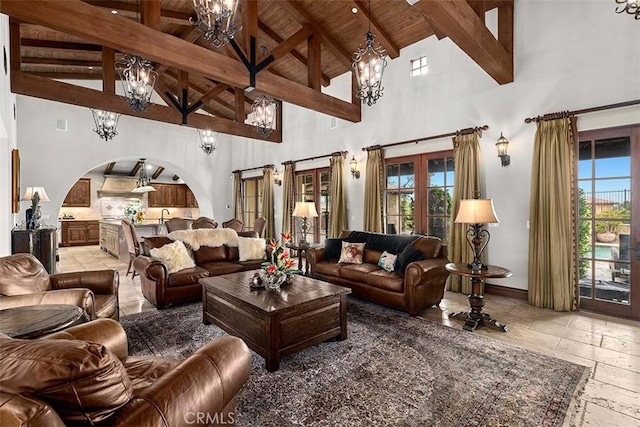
[99,220,164,261]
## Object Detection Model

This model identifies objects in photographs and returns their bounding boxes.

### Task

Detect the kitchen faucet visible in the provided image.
[161,209,170,224]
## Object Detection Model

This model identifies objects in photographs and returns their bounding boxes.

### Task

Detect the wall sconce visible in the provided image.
[496,133,510,167]
[273,168,282,186]
[350,156,361,179]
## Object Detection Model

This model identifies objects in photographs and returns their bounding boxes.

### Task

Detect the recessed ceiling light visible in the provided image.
[88,66,94,70]
[352,7,358,13]
[146,164,153,170]
[111,10,118,14]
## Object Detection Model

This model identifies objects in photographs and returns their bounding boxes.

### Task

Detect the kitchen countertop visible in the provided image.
[59,218,100,221]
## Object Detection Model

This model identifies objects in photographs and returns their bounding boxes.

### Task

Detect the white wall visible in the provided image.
[226,0,640,290]
[1,15,18,256]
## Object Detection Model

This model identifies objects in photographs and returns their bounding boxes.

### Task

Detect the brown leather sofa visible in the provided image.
[134,232,265,309]
[0,253,119,320]
[0,318,251,426]
[307,231,449,316]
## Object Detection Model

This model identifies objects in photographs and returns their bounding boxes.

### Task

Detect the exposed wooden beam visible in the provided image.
[164,70,239,114]
[141,0,161,30]
[244,0,258,54]
[3,0,360,122]
[234,88,245,123]
[102,46,115,94]
[158,74,235,120]
[498,0,514,56]
[468,0,486,24]
[83,1,193,25]
[195,83,230,107]
[155,27,202,76]
[258,24,312,66]
[11,72,281,142]
[351,0,400,59]
[129,160,143,176]
[178,70,189,105]
[153,78,182,110]
[258,21,330,87]
[413,0,513,85]
[152,166,164,179]
[9,19,21,73]
[21,38,102,51]
[307,31,321,90]
[26,72,104,79]
[417,10,446,40]
[22,57,102,67]
[104,162,116,175]
[277,0,353,70]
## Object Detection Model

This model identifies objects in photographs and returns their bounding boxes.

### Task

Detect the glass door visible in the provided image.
[294,168,330,244]
[577,125,639,319]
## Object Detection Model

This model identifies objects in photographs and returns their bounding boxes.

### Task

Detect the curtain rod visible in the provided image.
[524,99,640,123]
[362,125,489,151]
[282,151,347,165]
[232,164,273,173]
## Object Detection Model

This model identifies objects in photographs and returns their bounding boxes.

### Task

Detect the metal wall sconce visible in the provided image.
[273,168,282,186]
[496,133,510,167]
[350,156,361,179]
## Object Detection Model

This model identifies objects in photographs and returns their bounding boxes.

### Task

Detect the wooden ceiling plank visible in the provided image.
[258,21,330,87]
[307,31,321,90]
[25,72,103,79]
[152,166,165,179]
[102,46,115,94]
[195,83,230,106]
[141,0,161,30]
[9,19,21,73]
[2,0,359,122]
[22,57,102,67]
[104,162,116,175]
[413,0,513,85]
[351,0,400,59]
[258,24,312,68]
[234,88,245,122]
[83,1,193,25]
[129,160,143,176]
[21,39,102,51]
[11,72,281,141]
[245,0,258,54]
[276,0,353,70]
[178,70,189,105]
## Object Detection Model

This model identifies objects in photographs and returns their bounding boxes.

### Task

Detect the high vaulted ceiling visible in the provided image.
[1,0,514,143]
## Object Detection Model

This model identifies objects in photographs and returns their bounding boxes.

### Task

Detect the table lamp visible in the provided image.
[21,186,50,229]
[454,198,499,270]
[292,201,318,247]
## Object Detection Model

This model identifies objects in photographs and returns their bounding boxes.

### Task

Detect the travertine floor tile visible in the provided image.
[557,339,640,373]
[601,335,640,356]
[593,363,640,393]
[581,402,640,427]
[582,379,640,420]
[529,320,603,346]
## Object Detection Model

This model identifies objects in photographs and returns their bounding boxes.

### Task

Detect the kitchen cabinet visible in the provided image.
[60,220,99,247]
[62,178,91,207]
[148,184,196,208]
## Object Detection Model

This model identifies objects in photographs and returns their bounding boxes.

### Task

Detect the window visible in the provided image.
[242,177,263,230]
[384,151,454,241]
[294,168,330,244]
[410,55,428,77]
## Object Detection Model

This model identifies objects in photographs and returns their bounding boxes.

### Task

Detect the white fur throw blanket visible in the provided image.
[167,229,238,251]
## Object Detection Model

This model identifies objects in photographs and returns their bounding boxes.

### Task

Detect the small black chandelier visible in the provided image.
[191,0,241,48]
[615,0,640,19]
[90,109,121,141]
[115,55,158,112]
[252,95,277,138]
[352,0,388,106]
[198,129,218,155]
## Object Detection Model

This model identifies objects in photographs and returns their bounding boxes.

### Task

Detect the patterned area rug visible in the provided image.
[121,299,589,427]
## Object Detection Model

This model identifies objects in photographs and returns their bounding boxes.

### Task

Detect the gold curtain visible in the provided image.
[448,132,482,294]
[232,171,243,220]
[281,163,295,237]
[261,166,275,240]
[363,147,384,233]
[528,117,578,311]
[329,154,348,238]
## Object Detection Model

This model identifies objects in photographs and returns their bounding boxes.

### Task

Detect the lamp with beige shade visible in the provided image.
[292,202,319,247]
[454,198,499,270]
[21,186,50,229]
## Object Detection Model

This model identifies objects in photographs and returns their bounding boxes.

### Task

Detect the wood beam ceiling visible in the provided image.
[351,0,400,59]
[104,162,116,175]
[83,0,193,26]
[152,166,164,179]
[2,0,360,123]
[129,160,143,176]
[413,0,513,85]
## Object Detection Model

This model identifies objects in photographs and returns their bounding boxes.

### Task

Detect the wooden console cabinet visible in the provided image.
[11,228,57,273]
[60,220,99,247]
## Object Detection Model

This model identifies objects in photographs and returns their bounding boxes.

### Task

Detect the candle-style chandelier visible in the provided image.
[252,95,277,138]
[198,129,218,155]
[90,109,121,141]
[191,0,241,48]
[115,55,158,112]
[352,0,388,106]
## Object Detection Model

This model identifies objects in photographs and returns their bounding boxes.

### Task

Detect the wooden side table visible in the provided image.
[0,304,87,339]
[445,263,512,332]
[286,243,320,276]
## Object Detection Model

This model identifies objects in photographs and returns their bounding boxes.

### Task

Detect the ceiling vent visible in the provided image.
[56,119,68,131]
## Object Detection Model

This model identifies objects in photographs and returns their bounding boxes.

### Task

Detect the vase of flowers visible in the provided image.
[124,200,144,224]
[262,233,299,290]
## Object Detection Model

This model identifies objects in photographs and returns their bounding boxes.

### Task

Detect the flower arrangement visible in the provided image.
[124,200,144,223]
[261,233,299,289]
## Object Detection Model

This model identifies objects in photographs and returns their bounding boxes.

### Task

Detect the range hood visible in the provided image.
[98,177,144,197]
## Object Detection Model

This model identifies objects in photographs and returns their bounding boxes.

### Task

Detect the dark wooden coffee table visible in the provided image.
[0,304,87,339]
[200,270,351,372]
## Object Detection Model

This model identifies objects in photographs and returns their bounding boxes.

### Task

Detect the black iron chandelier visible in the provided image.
[90,109,121,141]
[198,129,218,155]
[115,55,158,113]
[191,0,241,48]
[252,95,277,138]
[615,0,640,19]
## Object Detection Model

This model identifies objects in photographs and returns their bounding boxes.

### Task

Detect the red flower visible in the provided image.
[268,239,279,248]
[281,233,291,242]
[267,264,277,274]
[284,259,295,269]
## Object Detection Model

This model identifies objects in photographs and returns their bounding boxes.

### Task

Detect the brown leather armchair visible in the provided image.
[0,318,251,427]
[0,254,119,320]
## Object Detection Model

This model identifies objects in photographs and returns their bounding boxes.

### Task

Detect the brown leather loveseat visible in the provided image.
[307,231,449,316]
[0,318,251,426]
[135,232,266,309]
[0,253,119,320]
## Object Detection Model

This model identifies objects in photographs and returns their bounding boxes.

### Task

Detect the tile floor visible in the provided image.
[57,245,640,427]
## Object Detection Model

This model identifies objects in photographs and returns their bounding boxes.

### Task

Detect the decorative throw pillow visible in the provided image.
[377,251,397,273]
[237,237,267,261]
[394,243,425,274]
[150,240,196,274]
[338,242,365,264]
[324,238,343,261]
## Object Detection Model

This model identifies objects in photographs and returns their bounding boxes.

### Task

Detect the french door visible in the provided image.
[577,125,640,319]
[294,168,330,244]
